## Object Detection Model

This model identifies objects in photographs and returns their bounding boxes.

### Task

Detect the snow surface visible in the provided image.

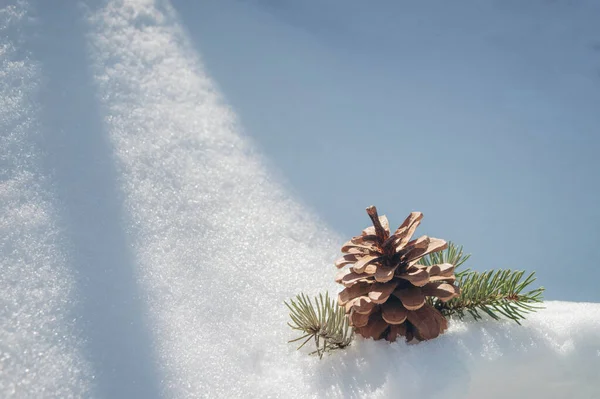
[0,3,92,397]
[1,0,600,398]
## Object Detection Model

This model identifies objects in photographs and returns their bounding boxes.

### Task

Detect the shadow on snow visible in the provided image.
[31,3,163,398]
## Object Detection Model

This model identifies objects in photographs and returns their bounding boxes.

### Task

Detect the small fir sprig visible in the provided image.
[285,292,353,358]
[420,242,544,324]
[437,269,544,324]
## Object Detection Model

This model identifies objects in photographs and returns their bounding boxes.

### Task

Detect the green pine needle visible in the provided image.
[438,269,545,324]
[420,242,545,324]
[285,292,353,359]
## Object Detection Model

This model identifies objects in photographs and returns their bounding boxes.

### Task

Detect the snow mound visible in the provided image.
[313,302,600,398]
[1,0,599,398]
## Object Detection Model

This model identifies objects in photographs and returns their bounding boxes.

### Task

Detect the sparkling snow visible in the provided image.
[0,3,92,397]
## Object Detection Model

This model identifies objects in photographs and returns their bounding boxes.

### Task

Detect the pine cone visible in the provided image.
[334,206,460,342]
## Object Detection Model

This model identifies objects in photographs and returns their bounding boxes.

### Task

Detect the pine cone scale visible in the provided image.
[341,272,374,287]
[351,255,383,274]
[393,211,423,240]
[397,267,430,286]
[352,235,379,245]
[341,241,378,253]
[421,282,460,302]
[350,310,371,328]
[393,286,426,310]
[346,296,375,314]
[381,301,408,325]
[406,304,448,340]
[335,253,361,268]
[367,281,398,304]
[403,238,448,263]
[374,265,397,283]
[356,312,388,339]
[338,283,372,305]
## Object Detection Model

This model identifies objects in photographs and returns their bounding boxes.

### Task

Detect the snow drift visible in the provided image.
[1,0,599,398]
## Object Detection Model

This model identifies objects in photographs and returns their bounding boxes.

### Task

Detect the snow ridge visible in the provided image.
[85,0,338,397]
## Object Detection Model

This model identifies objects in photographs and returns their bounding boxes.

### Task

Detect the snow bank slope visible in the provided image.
[315,302,600,398]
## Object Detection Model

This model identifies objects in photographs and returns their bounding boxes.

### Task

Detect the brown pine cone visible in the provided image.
[335,206,460,342]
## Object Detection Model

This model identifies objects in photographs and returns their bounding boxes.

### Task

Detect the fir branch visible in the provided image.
[420,242,544,324]
[437,269,544,324]
[285,292,353,359]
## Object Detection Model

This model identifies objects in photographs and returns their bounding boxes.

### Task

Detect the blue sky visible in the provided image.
[171,0,600,301]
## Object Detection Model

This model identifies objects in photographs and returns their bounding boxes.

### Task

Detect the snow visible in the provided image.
[0,3,92,397]
[1,0,600,398]
[319,302,600,398]
[84,0,338,396]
